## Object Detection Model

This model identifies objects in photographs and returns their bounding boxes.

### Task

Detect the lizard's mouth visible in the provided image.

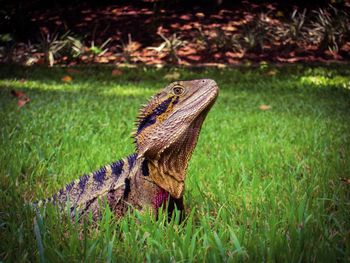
[193,92,217,127]
[186,84,218,132]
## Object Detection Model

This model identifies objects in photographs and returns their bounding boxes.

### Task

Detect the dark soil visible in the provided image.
[1,0,350,66]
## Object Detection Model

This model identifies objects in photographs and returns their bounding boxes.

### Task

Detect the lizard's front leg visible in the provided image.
[168,196,185,222]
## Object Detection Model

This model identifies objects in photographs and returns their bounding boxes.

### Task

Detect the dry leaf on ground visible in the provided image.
[18,97,30,107]
[11,90,30,108]
[62,75,73,82]
[259,104,271,110]
[11,90,26,98]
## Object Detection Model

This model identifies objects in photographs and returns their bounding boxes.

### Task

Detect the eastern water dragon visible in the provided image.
[34,79,219,220]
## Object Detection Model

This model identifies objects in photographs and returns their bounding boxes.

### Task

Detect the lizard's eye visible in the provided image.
[172,85,184,96]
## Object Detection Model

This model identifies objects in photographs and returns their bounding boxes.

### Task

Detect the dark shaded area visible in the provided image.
[123,178,130,199]
[1,0,350,65]
[2,0,334,41]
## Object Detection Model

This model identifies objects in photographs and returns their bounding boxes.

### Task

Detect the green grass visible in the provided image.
[0,64,350,262]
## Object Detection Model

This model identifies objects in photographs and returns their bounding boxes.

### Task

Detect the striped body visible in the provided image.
[36,153,176,219]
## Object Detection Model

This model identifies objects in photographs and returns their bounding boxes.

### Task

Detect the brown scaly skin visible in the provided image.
[34,79,219,220]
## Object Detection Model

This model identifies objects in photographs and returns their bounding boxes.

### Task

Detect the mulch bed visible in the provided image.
[2,0,350,66]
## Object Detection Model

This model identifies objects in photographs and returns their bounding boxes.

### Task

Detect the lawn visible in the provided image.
[0,64,349,262]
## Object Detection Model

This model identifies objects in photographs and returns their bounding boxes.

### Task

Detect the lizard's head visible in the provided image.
[135,79,218,198]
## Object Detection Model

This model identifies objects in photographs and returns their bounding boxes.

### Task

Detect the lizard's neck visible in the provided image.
[148,158,186,199]
[146,126,201,198]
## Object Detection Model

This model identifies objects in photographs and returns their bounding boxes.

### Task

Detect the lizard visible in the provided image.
[33,79,219,220]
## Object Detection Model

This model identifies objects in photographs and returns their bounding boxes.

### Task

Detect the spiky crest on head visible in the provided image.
[133,81,184,153]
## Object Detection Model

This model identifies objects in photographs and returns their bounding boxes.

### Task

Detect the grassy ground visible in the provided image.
[0,64,349,262]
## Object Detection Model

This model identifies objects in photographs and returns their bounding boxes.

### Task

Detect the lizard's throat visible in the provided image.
[147,112,207,198]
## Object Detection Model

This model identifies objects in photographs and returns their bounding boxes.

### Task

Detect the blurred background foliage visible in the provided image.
[0,0,349,66]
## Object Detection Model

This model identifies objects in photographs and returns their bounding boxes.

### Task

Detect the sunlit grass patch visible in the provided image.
[99,85,155,97]
[0,64,349,262]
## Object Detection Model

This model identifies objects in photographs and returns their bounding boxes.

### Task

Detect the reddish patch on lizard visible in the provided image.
[153,188,169,209]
